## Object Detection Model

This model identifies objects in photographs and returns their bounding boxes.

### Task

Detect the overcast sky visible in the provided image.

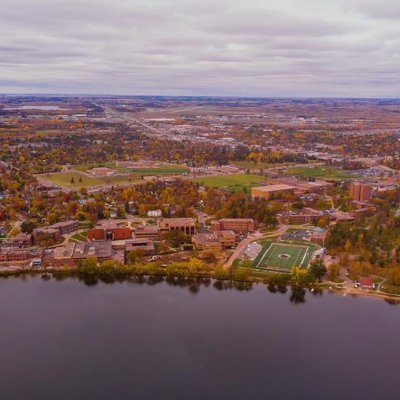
[0,0,399,97]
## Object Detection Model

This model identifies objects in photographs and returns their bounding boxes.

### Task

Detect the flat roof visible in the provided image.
[252,184,296,192]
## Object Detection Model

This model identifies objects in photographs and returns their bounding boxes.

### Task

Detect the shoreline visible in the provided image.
[1,266,399,303]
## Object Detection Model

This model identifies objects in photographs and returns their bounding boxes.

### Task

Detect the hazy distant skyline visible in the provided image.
[1,0,399,97]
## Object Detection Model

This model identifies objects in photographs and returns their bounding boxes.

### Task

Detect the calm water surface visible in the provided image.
[0,276,399,400]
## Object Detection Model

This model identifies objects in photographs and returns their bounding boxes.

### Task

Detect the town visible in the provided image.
[1,95,400,298]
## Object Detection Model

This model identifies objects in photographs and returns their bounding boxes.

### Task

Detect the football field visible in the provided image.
[252,241,315,272]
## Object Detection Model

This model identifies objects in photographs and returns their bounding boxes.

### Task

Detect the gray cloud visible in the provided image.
[0,0,399,96]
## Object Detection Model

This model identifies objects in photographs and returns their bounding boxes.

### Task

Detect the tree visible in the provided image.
[291,267,309,286]
[344,239,352,253]
[214,266,230,280]
[328,263,340,281]
[233,268,252,282]
[20,221,36,234]
[78,256,98,274]
[387,267,400,286]
[70,176,75,184]
[127,249,144,264]
[309,259,327,281]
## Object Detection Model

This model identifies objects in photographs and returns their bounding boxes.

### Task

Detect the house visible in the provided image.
[147,209,162,218]
[360,278,375,290]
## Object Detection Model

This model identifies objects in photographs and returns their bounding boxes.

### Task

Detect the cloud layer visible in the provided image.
[0,0,399,97]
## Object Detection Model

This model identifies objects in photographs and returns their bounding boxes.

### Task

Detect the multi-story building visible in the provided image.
[87,221,132,241]
[251,184,296,200]
[134,225,160,240]
[210,218,255,234]
[51,220,79,235]
[0,247,28,262]
[33,220,79,243]
[52,241,113,266]
[214,230,237,248]
[158,218,196,236]
[192,233,222,252]
[125,238,155,255]
[349,182,371,202]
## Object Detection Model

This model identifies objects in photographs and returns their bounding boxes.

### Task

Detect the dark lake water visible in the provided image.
[1,276,399,400]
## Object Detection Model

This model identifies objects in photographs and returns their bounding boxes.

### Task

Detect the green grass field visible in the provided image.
[126,166,189,175]
[286,166,353,180]
[192,173,265,192]
[38,172,142,189]
[252,241,316,272]
[73,162,188,176]
[41,172,104,188]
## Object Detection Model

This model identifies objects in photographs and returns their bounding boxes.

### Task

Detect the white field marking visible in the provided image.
[255,242,274,268]
[299,247,309,268]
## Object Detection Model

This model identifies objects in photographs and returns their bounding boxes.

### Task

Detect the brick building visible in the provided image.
[87,221,132,241]
[349,182,371,202]
[210,218,255,234]
[158,218,196,236]
[251,184,296,200]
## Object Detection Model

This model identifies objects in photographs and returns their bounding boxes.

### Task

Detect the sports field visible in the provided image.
[252,241,315,272]
[286,166,353,180]
[36,172,141,189]
[74,162,189,176]
[192,173,265,192]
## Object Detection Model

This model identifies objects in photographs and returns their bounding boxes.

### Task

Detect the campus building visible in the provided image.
[158,218,196,236]
[125,238,155,255]
[349,182,371,202]
[134,225,160,240]
[251,184,296,200]
[52,241,113,266]
[192,233,222,252]
[192,230,237,251]
[210,218,255,234]
[33,220,79,243]
[87,221,132,241]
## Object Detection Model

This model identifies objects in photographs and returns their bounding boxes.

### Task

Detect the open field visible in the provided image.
[125,166,189,175]
[73,162,125,173]
[286,166,353,180]
[37,172,141,189]
[192,173,265,192]
[73,162,188,176]
[252,241,317,272]
[40,172,104,189]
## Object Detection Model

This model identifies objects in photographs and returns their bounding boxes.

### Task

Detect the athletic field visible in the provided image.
[252,241,315,272]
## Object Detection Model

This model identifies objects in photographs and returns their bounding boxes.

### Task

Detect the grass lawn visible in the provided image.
[192,173,265,192]
[73,163,188,176]
[69,232,88,243]
[252,241,317,272]
[286,166,353,180]
[73,162,125,173]
[38,172,142,189]
[125,166,189,175]
[100,174,142,185]
[41,172,104,189]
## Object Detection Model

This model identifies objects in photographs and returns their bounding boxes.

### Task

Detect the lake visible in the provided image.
[0,276,399,400]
